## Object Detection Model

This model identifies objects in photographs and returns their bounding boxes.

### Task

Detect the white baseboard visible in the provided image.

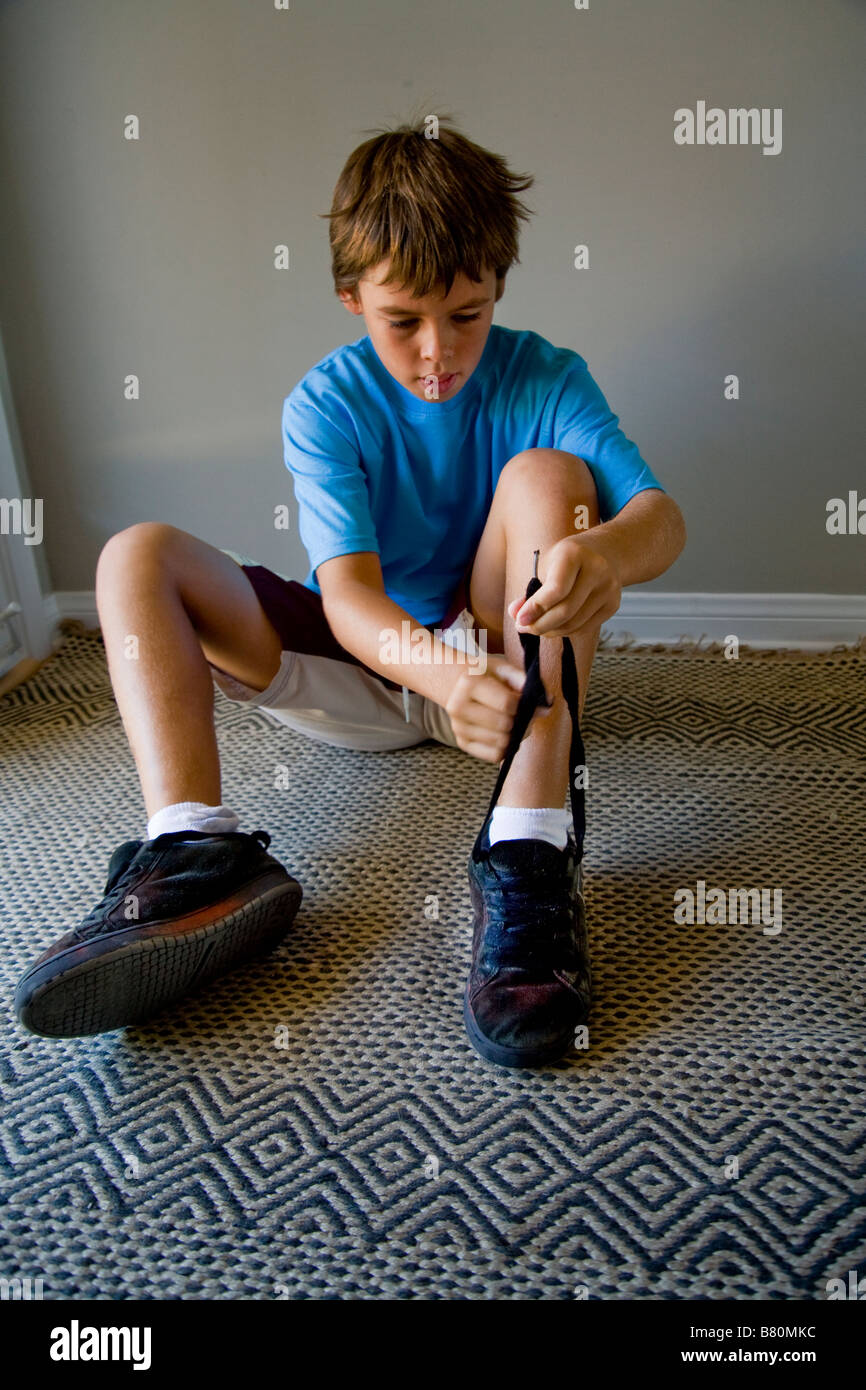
[44,589,866,651]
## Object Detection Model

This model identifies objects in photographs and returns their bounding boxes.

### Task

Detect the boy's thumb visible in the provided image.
[496,662,525,689]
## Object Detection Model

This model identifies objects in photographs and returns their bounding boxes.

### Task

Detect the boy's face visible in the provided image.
[339,260,503,402]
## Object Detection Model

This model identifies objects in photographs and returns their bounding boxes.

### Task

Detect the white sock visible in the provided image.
[488,805,570,851]
[146,801,241,841]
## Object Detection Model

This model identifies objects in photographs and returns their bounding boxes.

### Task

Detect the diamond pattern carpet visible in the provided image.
[1,626,864,1300]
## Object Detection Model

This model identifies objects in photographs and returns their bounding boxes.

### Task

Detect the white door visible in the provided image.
[0,541,25,676]
[0,332,54,678]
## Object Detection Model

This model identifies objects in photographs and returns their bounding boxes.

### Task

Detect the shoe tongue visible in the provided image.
[488,837,565,872]
[103,840,143,892]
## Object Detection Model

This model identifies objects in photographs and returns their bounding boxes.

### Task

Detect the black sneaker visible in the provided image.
[14,828,302,1038]
[463,562,590,1067]
[464,835,590,1067]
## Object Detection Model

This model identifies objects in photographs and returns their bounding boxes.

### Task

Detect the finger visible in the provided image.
[463,739,503,764]
[514,587,562,629]
[490,661,526,691]
[544,598,609,640]
[465,728,511,761]
[523,569,598,635]
[478,673,524,713]
[514,548,579,626]
[473,688,521,723]
[466,704,514,735]
[451,702,514,738]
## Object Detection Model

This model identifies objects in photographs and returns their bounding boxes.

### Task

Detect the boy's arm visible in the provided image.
[511,488,687,639]
[573,488,686,587]
[317,552,466,707]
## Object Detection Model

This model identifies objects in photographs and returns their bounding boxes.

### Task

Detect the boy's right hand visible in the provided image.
[443,653,551,764]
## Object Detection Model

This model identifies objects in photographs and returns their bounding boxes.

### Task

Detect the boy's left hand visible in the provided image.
[507,535,622,638]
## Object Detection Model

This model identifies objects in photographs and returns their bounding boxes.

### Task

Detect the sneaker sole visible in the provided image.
[462,986,582,1069]
[15,879,302,1038]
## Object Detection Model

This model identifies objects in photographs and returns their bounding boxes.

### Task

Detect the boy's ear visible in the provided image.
[494,275,506,303]
[338,286,364,316]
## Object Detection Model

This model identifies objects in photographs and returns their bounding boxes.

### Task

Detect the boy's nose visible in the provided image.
[421,332,453,366]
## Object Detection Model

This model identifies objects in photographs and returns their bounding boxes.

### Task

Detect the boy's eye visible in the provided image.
[387,313,482,330]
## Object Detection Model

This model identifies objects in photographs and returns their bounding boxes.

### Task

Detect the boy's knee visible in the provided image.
[499,448,599,515]
[96,522,183,582]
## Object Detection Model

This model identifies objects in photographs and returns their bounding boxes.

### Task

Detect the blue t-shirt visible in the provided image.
[281,325,664,626]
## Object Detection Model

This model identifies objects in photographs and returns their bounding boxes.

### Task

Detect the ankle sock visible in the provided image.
[488,805,570,851]
[146,801,241,841]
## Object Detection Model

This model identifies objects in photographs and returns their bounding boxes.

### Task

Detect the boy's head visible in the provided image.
[323,113,535,402]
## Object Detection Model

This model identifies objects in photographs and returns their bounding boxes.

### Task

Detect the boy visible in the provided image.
[13,116,685,1067]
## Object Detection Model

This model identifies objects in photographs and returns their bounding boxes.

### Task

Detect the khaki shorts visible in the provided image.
[207,549,484,752]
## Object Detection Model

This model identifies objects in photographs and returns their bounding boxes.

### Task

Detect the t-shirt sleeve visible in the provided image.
[281,389,380,579]
[549,360,666,521]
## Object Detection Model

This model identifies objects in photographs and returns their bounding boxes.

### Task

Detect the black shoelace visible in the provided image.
[471,554,586,864]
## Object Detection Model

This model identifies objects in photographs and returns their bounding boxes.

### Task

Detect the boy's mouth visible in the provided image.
[419,372,457,395]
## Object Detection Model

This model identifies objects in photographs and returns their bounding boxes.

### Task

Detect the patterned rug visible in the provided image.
[1,625,864,1300]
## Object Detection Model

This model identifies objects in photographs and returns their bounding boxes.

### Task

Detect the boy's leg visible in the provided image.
[95,521,284,821]
[461,449,597,1068]
[15,522,303,1038]
[467,448,601,809]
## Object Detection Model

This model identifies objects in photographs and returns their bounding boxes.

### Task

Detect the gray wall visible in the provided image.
[0,0,863,596]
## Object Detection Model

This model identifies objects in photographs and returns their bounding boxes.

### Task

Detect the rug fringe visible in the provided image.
[597,631,866,660]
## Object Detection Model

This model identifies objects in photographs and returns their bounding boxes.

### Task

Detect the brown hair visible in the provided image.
[321,111,536,300]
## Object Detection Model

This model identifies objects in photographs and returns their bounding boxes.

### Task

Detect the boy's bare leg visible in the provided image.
[95,522,283,822]
[468,448,602,810]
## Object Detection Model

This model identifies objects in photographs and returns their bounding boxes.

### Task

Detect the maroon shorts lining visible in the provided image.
[239,561,474,696]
